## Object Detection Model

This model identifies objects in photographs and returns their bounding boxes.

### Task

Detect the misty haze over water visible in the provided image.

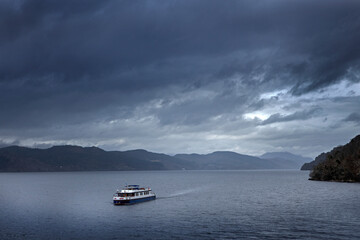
[0,170,359,239]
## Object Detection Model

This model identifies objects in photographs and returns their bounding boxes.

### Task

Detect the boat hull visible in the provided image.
[113,196,156,205]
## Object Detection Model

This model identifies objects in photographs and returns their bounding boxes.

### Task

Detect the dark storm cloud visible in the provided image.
[2,0,360,86]
[0,0,360,152]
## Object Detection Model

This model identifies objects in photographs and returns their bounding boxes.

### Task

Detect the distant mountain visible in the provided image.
[175,151,298,170]
[0,145,311,172]
[309,135,360,182]
[0,145,194,172]
[301,153,327,170]
[260,152,313,169]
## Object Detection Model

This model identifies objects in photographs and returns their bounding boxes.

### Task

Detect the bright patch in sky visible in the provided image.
[243,112,270,121]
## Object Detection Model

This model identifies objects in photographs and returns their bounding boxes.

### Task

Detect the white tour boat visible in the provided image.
[113,185,156,205]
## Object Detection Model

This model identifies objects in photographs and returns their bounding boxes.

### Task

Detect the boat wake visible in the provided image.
[159,187,206,199]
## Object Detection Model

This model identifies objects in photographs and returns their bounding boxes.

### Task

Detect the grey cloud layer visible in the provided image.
[0,0,359,155]
[344,113,360,124]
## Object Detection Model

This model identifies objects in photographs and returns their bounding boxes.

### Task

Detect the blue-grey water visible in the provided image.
[0,170,359,239]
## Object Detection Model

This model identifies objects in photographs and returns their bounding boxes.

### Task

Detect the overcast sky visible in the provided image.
[1,0,359,158]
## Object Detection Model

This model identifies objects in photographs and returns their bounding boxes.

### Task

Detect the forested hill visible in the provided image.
[0,146,194,172]
[309,135,360,182]
[301,153,327,170]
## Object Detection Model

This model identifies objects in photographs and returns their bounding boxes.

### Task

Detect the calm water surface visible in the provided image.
[0,170,359,239]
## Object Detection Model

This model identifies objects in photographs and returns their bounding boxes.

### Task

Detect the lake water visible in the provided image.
[0,170,359,239]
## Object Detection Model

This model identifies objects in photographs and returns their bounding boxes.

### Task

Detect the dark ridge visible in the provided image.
[301,153,327,170]
[309,135,360,182]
